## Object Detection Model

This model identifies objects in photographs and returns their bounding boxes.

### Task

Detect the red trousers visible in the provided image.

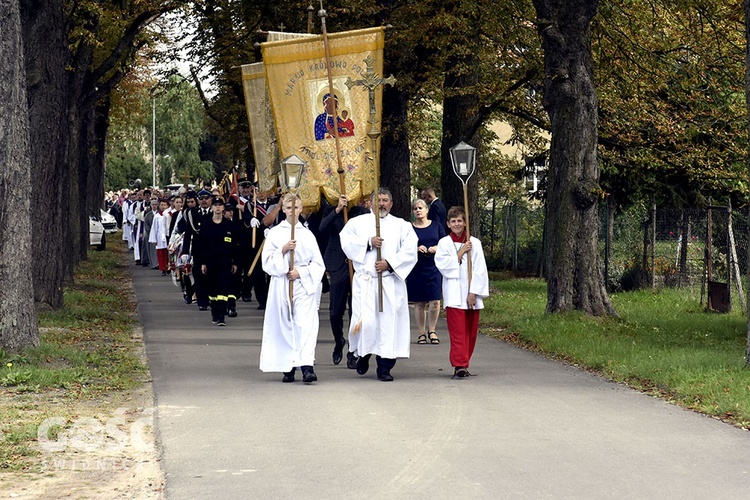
[446,307,480,368]
[156,248,169,271]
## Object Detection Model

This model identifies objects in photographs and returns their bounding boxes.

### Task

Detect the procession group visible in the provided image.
[111,181,489,383]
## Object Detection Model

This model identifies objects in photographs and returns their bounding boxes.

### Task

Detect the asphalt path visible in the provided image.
[133,263,750,499]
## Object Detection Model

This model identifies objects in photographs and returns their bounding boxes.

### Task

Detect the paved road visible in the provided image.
[133,263,750,499]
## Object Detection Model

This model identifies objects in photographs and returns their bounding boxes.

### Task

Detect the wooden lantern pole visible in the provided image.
[462,182,473,290]
[451,142,476,292]
[289,194,296,309]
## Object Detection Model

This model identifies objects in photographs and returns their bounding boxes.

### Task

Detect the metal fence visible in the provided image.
[479,199,748,310]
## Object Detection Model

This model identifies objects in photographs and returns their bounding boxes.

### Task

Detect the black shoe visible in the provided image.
[227,309,237,318]
[257,304,266,310]
[332,342,345,365]
[301,366,317,384]
[183,295,192,305]
[217,316,226,326]
[198,306,208,311]
[135,259,140,265]
[211,316,218,324]
[346,352,358,370]
[452,367,472,379]
[377,369,394,382]
[356,354,371,375]
[333,338,345,365]
[282,368,296,383]
[241,296,252,302]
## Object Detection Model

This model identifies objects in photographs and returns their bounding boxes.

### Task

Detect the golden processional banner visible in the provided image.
[261,27,385,208]
[241,62,278,194]
[241,32,315,195]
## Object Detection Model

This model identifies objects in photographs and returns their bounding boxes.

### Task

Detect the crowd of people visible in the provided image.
[107,182,489,384]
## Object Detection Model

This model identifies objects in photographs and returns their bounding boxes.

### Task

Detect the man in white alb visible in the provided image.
[340,187,418,381]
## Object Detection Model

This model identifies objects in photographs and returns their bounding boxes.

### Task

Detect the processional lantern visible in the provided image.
[449,141,477,182]
[280,154,307,310]
[449,141,477,288]
[281,154,305,191]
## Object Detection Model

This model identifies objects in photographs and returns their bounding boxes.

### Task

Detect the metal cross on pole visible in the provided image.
[345,55,396,312]
[179,169,191,188]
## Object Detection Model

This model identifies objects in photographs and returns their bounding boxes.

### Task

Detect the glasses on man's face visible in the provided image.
[198,196,210,200]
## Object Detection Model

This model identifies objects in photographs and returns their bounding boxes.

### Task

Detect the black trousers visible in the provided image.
[239,245,254,299]
[205,261,233,318]
[181,271,194,298]
[243,251,268,307]
[328,265,352,348]
[192,265,209,308]
[376,356,397,374]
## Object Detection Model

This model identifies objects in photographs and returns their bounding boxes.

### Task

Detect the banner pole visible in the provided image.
[252,170,258,248]
[319,2,354,283]
[318,4,348,224]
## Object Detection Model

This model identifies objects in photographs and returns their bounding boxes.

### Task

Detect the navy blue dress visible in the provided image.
[406,220,446,302]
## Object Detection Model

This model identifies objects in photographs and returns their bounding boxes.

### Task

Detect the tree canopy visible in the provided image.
[595,0,746,209]
[107,71,214,190]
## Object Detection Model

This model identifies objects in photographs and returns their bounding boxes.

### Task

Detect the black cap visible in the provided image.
[184,191,198,200]
[211,196,224,206]
[197,189,212,198]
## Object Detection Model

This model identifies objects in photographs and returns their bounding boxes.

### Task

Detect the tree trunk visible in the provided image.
[533,0,616,316]
[438,1,482,235]
[0,0,40,351]
[21,0,69,309]
[88,97,111,213]
[74,101,101,263]
[66,103,83,272]
[380,86,411,219]
[376,0,411,219]
[743,0,750,365]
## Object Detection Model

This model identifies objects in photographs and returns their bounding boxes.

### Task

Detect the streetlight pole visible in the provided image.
[152,96,156,188]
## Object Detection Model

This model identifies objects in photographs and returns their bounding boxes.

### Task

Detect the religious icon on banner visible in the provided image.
[313,87,356,141]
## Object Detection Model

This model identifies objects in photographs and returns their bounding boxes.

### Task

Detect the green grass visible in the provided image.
[483,276,750,427]
[0,238,145,471]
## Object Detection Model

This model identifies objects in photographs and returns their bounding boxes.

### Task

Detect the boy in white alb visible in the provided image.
[434,206,489,378]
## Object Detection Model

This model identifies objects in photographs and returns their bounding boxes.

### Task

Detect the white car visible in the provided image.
[100,209,118,234]
[164,183,195,196]
[89,215,106,251]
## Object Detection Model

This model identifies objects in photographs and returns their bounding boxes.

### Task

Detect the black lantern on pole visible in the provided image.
[449,141,477,183]
[280,154,305,192]
[449,141,477,288]
[280,154,307,310]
